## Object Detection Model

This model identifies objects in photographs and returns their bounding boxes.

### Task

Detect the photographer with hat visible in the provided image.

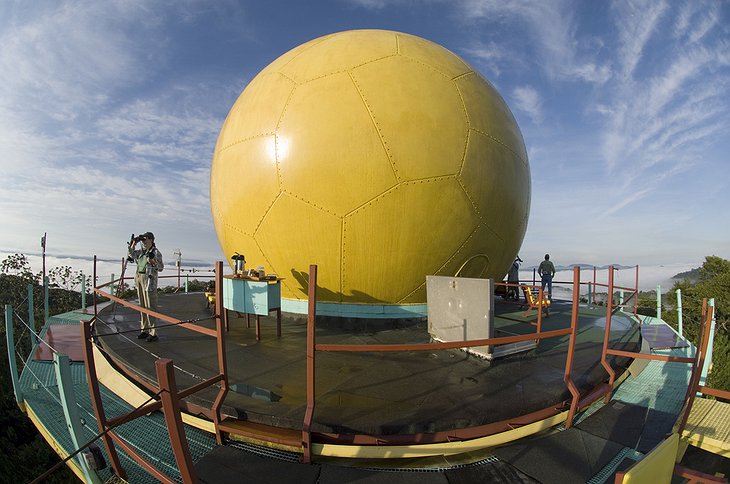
[127,232,164,342]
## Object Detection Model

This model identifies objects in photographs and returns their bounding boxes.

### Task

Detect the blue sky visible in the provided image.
[1,0,728,272]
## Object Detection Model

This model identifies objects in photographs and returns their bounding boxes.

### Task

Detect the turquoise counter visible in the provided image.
[223,277,281,315]
[223,276,282,340]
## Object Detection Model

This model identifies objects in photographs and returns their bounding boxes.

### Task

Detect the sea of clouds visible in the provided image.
[0,250,220,290]
[1,250,698,296]
[518,261,698,298]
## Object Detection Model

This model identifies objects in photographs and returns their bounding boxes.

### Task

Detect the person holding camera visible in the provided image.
[128,232,164,342]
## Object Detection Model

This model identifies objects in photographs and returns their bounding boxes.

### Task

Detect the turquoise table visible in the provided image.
[222,276,282,340]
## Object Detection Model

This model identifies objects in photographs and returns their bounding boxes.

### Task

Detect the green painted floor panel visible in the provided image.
[20,357,216,483]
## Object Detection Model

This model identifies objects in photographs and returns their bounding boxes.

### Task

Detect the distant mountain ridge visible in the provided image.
[523,263,636,271]
[671,266,701,283]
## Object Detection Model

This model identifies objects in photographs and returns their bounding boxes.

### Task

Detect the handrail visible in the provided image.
[600,266,617,403]
[94,287,216,337]
[304,263,586,453]
[80,258,230,480]
[454,253,490,278]
[563,266,582,428]
[316,328,572,353]
[698,386,730,400]
[302,264,317,464]
[678,304,714,434]
[599,291,722,440]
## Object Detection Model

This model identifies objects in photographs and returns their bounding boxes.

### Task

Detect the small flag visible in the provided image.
[40,233,46,249]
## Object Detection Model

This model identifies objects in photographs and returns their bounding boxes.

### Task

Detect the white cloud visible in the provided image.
[611,0,668,80]
[459,41,508,77]
[457,0,611,84]
[512,86,543,124]
[597,0,730,212]
[673,2,720,45]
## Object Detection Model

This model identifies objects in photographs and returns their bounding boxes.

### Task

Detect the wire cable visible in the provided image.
[92,317,209,383]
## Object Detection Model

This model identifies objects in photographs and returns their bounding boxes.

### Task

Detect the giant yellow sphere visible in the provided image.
[211,29,530,309]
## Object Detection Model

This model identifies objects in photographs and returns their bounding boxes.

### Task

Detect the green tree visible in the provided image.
[663,256,729,393]
[1,253,76,483]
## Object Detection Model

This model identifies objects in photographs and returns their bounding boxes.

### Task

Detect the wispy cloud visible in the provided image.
[512,86,543,124]
[457,0,611,84]
[0,1,232,259]
[598,0,730,211]
[460,40,509,77]
[673,2,721,45]
[611,0,667,80]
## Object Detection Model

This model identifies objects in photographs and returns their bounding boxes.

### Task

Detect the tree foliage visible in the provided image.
[663,256,729,393]
[1,254,77,483]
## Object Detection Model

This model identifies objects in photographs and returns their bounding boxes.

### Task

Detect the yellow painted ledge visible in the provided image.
[92,345,215,433]
[93,342,576,460]
[681,397,730,458]
[313,410,568,459]
[25,402,86,482]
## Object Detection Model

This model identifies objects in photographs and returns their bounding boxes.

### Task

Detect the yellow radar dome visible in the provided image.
[211,29,530,309]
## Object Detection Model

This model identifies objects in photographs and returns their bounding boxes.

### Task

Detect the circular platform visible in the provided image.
[95,293,640,442]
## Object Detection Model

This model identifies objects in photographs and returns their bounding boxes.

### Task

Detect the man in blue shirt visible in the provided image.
[538,254,555,300]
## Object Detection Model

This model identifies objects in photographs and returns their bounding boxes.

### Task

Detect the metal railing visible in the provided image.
[81,258,229,483]
[300,265,593,463]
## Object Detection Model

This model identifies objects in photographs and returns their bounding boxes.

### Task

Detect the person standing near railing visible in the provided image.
[128,232,164,342]
[507,256,522,301]
[538,253,555,300]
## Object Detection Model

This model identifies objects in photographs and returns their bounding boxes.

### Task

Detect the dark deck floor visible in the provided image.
[95,293,640,436]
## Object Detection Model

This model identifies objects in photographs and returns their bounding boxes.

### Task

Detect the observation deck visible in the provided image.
[7,264,728,483]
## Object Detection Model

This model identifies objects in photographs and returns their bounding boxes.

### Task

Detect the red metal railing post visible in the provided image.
[155,359,199,484]
[536,286,543,335]
[564,266,581,428]
[678,302,713,434]
[81,319,127,480]
[212,261,229,444]
[302,264,318,464]
[601,265,617,403]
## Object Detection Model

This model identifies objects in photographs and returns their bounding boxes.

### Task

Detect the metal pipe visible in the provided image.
[605,349,694,363]
[634,265,639,317]
[81,272,86,311]
[600,265,616,403]
[94,288,216,337]
[303,264,318,464]
[678,303,714,434]
[676,288,683,337]
[593,266,597,305]
[587,282,592,306]
[54,353,101,484]
[699,298,716,391]
[563,266,581,428]
[212,261,229,444]
[44,276,49,324]
[28,284,38,346]
[108,433,175,484]
[5,305,23,407]
[656,284,661,319]
[93,256,98,320]
[156,359,198,484]
[81,319,127,479]
[317,327,572,353]
[536,286,543,335]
